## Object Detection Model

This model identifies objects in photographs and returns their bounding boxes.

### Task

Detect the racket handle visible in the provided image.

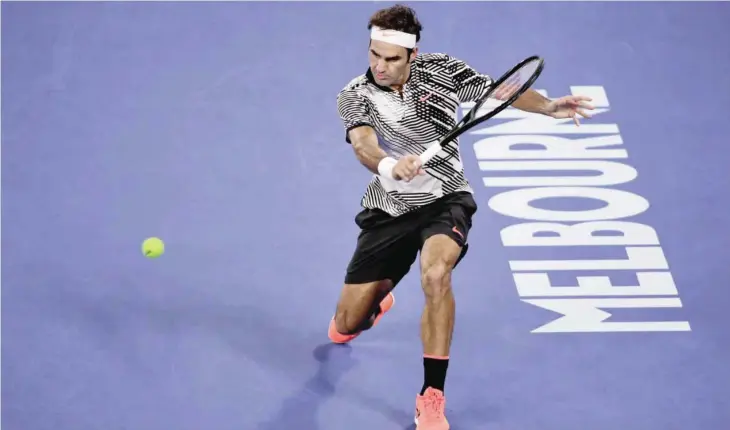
[419,142,442,164]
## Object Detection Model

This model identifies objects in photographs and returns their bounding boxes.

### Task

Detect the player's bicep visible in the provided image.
[348,124,387,174]
[347,124,379,153]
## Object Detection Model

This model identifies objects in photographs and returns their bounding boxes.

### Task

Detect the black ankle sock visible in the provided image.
[421,355,449,395]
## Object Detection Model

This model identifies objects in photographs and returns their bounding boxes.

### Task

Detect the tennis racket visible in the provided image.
[418,55,545,164]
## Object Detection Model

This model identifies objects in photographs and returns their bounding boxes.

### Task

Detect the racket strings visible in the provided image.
[492,72,524,101]
[472,60,540,120]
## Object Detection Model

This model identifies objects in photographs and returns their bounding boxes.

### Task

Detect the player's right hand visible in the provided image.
[393,155,426,182]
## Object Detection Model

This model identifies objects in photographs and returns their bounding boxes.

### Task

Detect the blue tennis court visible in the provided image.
[3,1,729,429]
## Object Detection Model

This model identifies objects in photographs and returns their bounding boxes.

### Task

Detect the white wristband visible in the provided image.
[377,157,398,180]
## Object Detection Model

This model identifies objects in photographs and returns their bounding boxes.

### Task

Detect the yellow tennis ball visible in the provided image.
[142,237,164,258]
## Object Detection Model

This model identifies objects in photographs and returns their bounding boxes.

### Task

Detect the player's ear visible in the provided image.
[410,47,419,62]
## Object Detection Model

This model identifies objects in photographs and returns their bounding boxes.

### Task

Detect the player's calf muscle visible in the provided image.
[420,270,456,356]
[420,235,459,355]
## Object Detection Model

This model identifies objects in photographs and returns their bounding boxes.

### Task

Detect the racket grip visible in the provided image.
[419,142,442,164]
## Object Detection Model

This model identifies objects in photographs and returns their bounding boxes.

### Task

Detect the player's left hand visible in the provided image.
[543,95,595,126]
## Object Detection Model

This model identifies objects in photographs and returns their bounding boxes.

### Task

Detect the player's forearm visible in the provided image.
[354,142,389,175]
[350,127,388,174]
[512,89,551,115]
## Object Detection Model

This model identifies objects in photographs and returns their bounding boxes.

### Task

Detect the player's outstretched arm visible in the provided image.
[511,89,552,114]
[449,55,593,124]
[514,90,595,125]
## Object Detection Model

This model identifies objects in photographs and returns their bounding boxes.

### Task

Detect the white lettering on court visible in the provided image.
[463,86,691,333]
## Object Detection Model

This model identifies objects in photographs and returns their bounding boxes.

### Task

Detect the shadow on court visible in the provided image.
[256,342,499,430]
[255,344,360,430]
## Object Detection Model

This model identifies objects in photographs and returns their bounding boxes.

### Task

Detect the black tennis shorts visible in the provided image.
[344,191,478,286]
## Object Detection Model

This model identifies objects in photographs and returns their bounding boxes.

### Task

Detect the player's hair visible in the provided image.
[368,4,423,55]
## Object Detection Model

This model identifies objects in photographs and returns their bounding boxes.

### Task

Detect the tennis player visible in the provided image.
[328,5,594,429]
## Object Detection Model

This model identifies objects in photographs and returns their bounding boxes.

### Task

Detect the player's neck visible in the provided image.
[389,67,411,93]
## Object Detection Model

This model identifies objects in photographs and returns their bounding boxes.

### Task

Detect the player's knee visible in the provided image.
[333,280,390,334]
[334,310,362,335]
[421,262,453,301]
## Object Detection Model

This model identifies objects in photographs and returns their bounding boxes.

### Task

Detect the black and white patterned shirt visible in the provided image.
[337,53,493,217]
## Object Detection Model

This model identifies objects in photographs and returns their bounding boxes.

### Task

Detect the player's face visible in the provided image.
[369,40,415,87]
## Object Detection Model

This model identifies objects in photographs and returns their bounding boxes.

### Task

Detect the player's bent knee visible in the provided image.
[333,281,390,334]
[421,262,453,300]
[334,304,371,334]
[334,312,361,335]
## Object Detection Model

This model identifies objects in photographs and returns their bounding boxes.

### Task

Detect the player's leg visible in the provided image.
[413,192,477,430]
[418,234,462,386]
[328,279,395,343]
[328,208,420,343]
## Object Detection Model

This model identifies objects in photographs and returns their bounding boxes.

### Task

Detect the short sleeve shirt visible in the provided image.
[337,53,493,217]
